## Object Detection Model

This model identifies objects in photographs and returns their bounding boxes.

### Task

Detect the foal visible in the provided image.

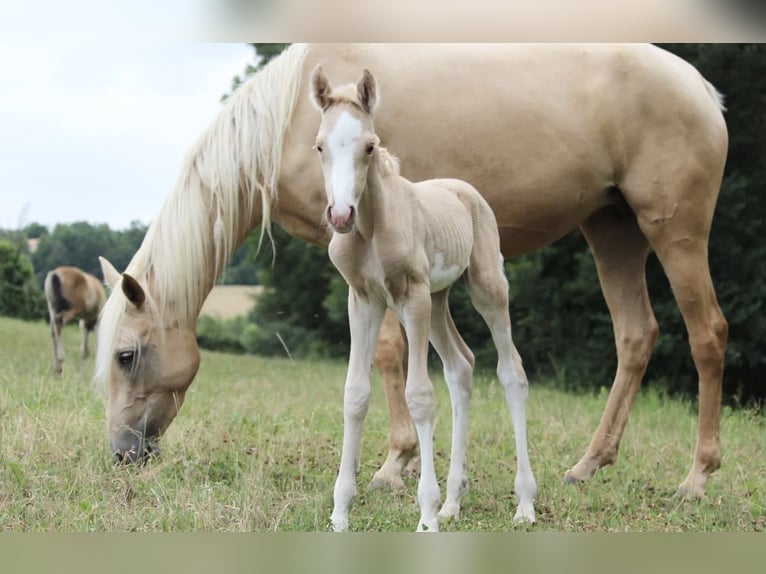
[44,266,106,375]
[311,66,537,532]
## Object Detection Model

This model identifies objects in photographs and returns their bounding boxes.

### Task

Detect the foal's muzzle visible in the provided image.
[326,204,355,233]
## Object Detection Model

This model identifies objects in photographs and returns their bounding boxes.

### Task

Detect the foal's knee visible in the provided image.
[405,385,436,423]
[344,385,371,421]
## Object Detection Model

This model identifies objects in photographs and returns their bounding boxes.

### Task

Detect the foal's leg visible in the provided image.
[565,207,659,484]
[428,289,475,522]
[467,227,536,523]
[330,290,386,532]
[401,284,441,532]
[370,310,419,490]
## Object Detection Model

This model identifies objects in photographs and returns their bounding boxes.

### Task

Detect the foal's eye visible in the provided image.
[117,350,134,366]
[366,144,375,155]
[316,144,323,153]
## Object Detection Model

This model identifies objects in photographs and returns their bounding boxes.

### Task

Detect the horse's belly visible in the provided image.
[429,253,467,293]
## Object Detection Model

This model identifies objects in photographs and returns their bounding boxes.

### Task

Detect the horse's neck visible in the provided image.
[356,155,402,240]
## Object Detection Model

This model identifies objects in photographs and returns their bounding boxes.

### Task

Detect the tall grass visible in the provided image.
[0,316,763,531]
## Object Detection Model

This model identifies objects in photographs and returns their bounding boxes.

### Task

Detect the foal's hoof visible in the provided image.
[513,504,537,525]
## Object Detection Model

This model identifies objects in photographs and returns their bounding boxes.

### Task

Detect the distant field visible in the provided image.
[200,285,263,319]
[0,316,763,532]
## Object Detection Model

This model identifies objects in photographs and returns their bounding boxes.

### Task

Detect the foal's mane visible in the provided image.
[95,44,309,386]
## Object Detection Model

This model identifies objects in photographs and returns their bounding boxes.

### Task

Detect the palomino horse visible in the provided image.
[96,44,727,503]
[44,266,106,374]
[311,66,536,531]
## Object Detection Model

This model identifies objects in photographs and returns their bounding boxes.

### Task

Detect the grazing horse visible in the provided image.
[311,66,536,531]
[44,266,106,374]
[96,44,727,503]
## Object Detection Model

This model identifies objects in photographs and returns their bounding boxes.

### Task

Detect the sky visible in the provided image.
[0,43,255,231]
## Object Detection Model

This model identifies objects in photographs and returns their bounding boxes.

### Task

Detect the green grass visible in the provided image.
[0,316,763,531]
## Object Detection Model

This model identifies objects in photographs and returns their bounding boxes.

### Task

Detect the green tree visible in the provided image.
[0,240,46,320]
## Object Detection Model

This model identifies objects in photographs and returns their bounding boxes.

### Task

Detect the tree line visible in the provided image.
[1,44,762,405]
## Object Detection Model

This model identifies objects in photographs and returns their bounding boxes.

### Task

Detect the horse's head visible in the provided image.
[97,256,200,464]
[310,65,380,234]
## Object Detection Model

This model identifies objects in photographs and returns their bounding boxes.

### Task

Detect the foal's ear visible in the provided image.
[357,68,378,114]
[121,273,146,309]
[99,256,121,289]
[310,65,332,110]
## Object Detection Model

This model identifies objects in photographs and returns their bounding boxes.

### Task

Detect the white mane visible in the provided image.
[95,44,309,387]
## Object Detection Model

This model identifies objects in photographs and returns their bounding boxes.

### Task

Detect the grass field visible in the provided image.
[0,316,763,532]
[199,285,262,320]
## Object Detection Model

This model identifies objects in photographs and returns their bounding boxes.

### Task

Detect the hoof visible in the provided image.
[513,504,537,524]
[563,471,584,485]
[367,475,406,491]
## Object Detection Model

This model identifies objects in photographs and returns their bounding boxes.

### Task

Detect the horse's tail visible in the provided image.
[703,78,726,113]
[44,271,71,315]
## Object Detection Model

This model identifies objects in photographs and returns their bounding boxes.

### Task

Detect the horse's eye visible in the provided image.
[366,144,374,155]
[117,350,134,366]
[316,144,323,153]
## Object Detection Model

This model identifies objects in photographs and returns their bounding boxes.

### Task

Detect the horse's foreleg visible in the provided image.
[330,290,385,532]
[428,290,474,523]
[566,209,658,484]
[401,286,440,532]
[370,309,419,490]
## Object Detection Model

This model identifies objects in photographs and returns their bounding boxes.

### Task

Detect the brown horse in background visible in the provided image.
[96,44,728,504]
[44,266,106,374]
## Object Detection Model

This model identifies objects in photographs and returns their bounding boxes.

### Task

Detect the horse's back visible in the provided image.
[289,44,727,256]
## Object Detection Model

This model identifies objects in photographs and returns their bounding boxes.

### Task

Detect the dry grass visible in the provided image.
[200,285,262,320]
[0,316,763,532]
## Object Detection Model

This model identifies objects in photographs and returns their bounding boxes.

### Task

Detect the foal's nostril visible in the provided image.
[326,205,333,222]
[112,450,125,464]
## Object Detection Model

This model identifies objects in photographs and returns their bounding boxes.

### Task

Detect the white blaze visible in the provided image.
[327,110,363,213]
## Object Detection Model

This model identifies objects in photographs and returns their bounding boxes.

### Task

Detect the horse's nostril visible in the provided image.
[113,451,125,464]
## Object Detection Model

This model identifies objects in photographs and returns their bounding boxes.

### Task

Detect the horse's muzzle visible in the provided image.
[111,431,161,464]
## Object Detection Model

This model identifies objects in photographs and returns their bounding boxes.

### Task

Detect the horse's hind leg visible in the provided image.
[565,206,659,483]
[369,310,419,490]
[467,240,536,523]
[79,319,90,361]
[428,289,474,522]
[637,203,727,498]
[50,314,65,375]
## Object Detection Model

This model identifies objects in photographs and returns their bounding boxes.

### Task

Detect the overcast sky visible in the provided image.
[0,43,255,231]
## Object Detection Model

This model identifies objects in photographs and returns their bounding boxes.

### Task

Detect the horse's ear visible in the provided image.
[121,273,146,309]
[310,65,332,111]
[99,256,120,289]
[357,68,378,114]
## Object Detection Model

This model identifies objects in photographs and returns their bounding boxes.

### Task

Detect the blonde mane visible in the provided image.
[95,44,309,387]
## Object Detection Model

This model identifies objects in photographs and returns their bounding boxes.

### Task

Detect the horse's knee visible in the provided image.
[617,318,659,374]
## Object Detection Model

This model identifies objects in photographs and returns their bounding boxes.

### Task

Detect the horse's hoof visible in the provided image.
[563,471,583,485]
[367,475,405,491]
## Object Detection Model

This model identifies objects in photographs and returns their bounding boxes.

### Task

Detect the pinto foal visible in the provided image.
[311,66,537,532]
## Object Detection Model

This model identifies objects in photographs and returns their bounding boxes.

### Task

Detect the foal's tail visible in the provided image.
[44,271,71,315]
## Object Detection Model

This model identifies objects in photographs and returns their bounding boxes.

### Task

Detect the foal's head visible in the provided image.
[310,65,380,234]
